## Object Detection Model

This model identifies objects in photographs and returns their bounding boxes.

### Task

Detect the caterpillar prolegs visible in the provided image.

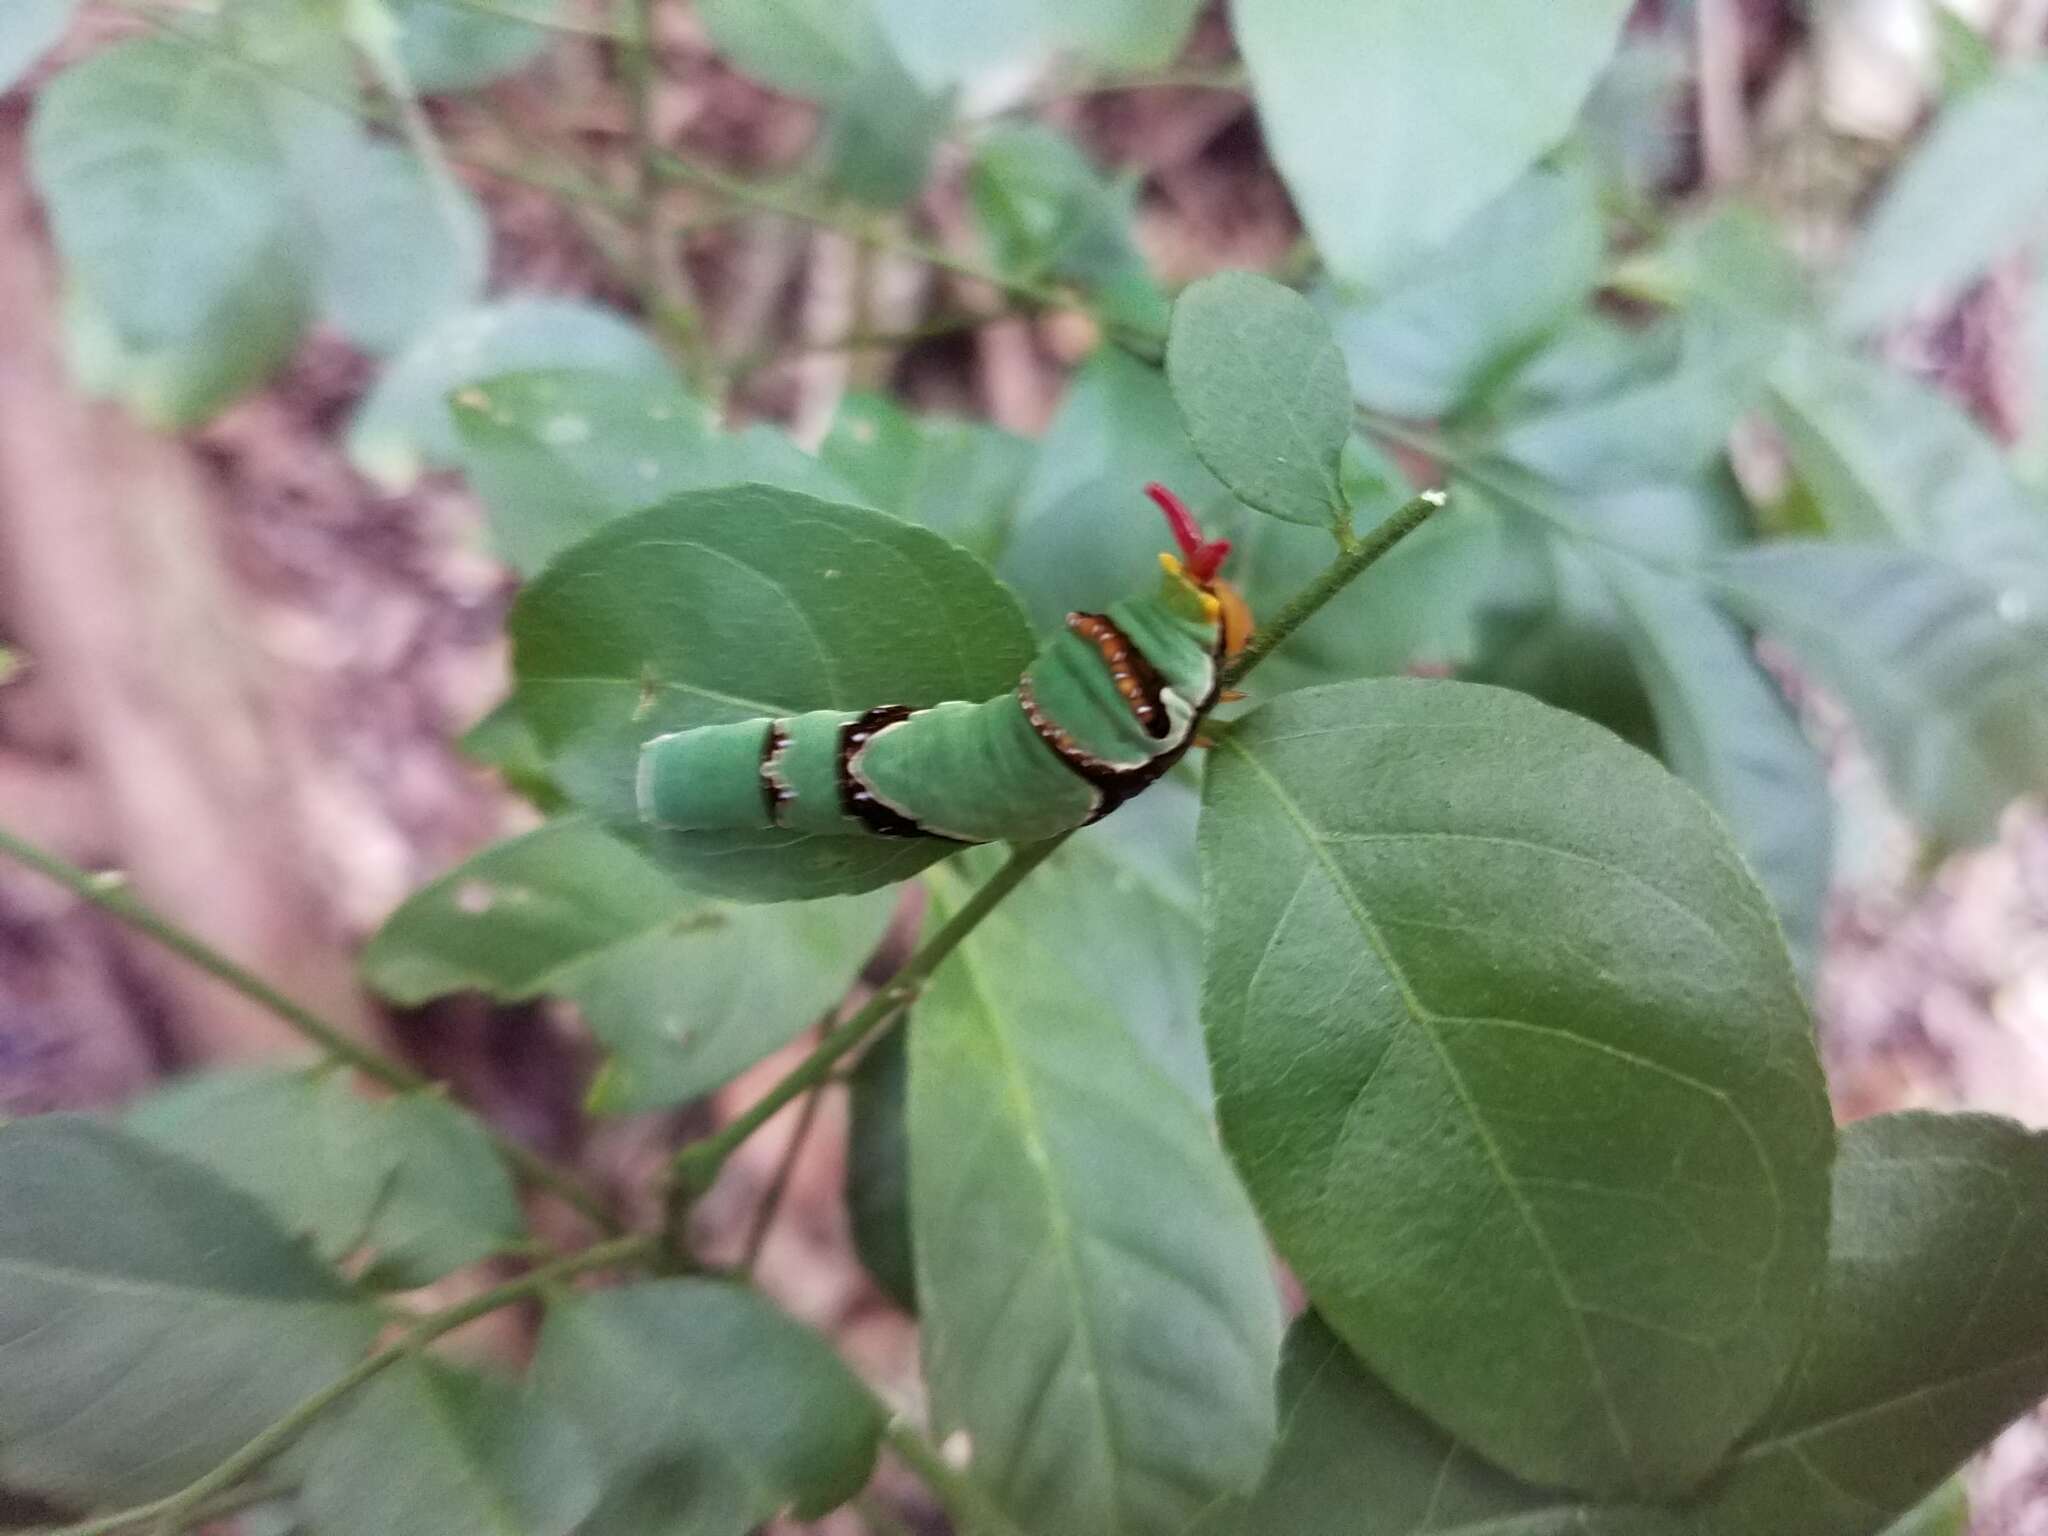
[636,486,1253,845]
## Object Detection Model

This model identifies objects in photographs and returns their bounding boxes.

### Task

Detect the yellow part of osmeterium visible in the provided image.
[1157,551,1254,657]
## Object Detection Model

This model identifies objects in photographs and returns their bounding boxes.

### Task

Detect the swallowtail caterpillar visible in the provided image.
[636,485,1253,845]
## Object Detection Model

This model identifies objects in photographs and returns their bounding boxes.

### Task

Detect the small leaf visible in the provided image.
[696,0,883,101]
[387,0,555,91]
[125,1066,394,1264]
[349,301,671,491]
[846,1025,917,1310]
[820,393,1034,562]
[1832,64,2048,336]
[0,1118,377,1507]
[509,488,1038,901]
[29,35,292,350]
[1882,1482,1970,1536]
[365,819,892,1107]
[1329,159,1603,419]
[303,1357,599,1536]
[1711,542,2048,847]
[1168,272,1352,527]
[909,870,1282,1536]
[822,45,949,208]
[449,370,854,574]
[0,0,77,94]
[358,1093,523,1286]
[458,698,565,810]
[1202,678,1834,1496]
[533,1279,884,1532]
[1234,0,1632,287]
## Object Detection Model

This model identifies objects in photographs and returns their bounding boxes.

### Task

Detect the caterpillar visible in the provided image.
[636,485,1253,846]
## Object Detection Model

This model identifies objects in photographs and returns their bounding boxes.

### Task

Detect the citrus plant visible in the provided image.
[3,1,2047,1535]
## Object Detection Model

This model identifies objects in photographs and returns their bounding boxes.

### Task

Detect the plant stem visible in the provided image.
[0,825,619,1234]
[880,1418,1029,1536]
[739,1076,828,1273]
[663,839,1062,1226]
[621,0,717,392]
[1219,489,1448,689]
[41,1235,656,1536]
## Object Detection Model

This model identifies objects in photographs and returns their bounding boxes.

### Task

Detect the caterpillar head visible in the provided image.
[1145,483,1253,656]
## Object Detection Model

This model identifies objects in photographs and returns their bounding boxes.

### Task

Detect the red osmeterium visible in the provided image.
[1144,483,1232,585]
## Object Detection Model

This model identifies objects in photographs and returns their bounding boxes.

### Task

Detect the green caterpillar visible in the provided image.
[636,485,1252,845]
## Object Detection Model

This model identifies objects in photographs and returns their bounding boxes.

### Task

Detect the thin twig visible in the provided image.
[738,1076,829,1273]
[0,826,620,1234]
[38,1235,657,1536]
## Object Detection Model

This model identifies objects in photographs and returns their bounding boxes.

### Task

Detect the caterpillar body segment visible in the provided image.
[636,486,1245,845]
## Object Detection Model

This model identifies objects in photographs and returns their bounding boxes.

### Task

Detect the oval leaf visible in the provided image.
[1201,678,1834,1496]
[533,1279,883,1532]
[0,1118,376,1507]
[508,487,1038,901]
[1234,0,1633,287]
[303,1359,599,1536]
[1168,272,1352,527]
[910,873,1282,1536]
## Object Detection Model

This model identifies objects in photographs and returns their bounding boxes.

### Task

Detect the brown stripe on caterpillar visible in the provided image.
[1017,676,1126,779]
[837,705,930,838]
[758,720,794,826]
[1067,612,1171,740]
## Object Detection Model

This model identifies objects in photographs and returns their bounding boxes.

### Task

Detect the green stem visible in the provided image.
[41,1235,656,1536]
[664,839,1062,1223]
[1219,489,1448,689]
[0,826,619,1234]
[880,1418,1029,1536]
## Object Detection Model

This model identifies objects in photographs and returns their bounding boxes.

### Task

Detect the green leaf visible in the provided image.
[61,240,313,430]
[387,0,556,91]
[1832,64,2048,336]
[822,45,949,207]
[1216,1117,2048,1534]
[458,697,565,810]
[288,128,489,356]
[1329,159,1604,419]
[350,301,672,492]
[509,487,1038,901]
[697,0,883,100]
[0,1117,378,1507]
[909,871,1282,1536]
[1712,542,2048,848]
[126,1066,522,1286]
[1167,272,1352,527]
[968,124,1168,337]
[876,0,1201,89]
[1882,1482,1970,1536]
[0,0,76,94]
[1201,678,1834,1496]
[533,1279,884,1532]
[845,1024,917,1310]
[125,1067,392,1265]
[1766,338,2048,602]
[1234,0,1632,287]
[302,1358,599,1536]
[450,370,855,574]
[363,819,893,1108]
[820,393,1034,562]
[30,35,295,350]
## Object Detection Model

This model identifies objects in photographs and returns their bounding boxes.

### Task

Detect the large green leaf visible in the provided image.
[126,1066,522,1287]
[30,35,294,350]
[1201,678,1834,1497]
[1329,159,1603,419]
[1234,0,1632,287]
[0,1118,377,1507]
[1712,542,2048,847]
[533,1280,883,1534]
[1832,64,2048,336]
[0,0,76,94]
[1168,272,1352,528]
[909,872,1282,1536]
[450,370,855,575]
[387,0,555,91]
[509,488,1037,900]
[302,1359,599,1536]
[364,819,892,1109]
[1209,1114,2048,1536]
[1767,338,2048,601]
[350,301,671,491]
